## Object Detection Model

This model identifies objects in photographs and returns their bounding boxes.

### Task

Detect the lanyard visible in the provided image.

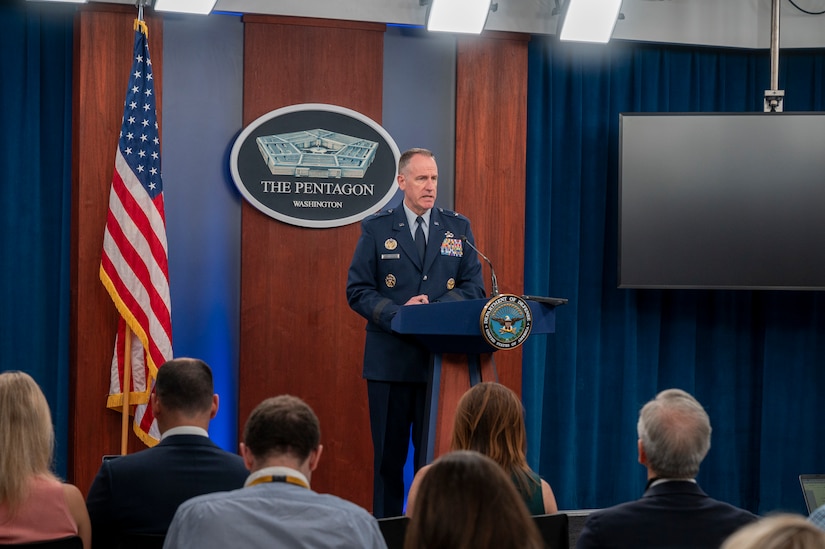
[248,474,309,489]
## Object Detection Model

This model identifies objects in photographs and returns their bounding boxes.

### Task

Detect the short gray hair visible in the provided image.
[637,388,711,478]
[398,148,435,174]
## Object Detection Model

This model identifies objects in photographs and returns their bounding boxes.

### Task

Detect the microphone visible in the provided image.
[460,235,499,297]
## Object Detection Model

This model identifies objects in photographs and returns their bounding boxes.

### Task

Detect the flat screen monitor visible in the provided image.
[619,112,825,290]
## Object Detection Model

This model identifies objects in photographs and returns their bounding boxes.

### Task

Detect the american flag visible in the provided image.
[100,18,172,447]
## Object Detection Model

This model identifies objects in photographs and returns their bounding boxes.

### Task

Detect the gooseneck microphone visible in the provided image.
[460,235,499,297]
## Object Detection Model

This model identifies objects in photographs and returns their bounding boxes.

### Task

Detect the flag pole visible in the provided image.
[120,325,133,455]
[117,0,146,459]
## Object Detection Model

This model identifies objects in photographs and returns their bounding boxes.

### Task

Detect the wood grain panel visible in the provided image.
[239,16,385,510]
[434,354,497,456]
[455,33,530,398]
[70,4,163,493]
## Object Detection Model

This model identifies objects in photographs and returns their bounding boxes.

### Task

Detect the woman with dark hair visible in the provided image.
[0,371,91,547]
[404,450,544,549]
[407,381,557,515]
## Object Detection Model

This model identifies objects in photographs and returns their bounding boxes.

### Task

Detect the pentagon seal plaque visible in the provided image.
[480,294,533,350]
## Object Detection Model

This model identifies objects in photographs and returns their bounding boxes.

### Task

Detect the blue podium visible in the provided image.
[390,296,563,463]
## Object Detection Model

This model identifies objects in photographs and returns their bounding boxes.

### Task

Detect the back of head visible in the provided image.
[243,395,320,462]
[450,382,529,477]
[405,450,543,549]
[155,358,214,415]
[637,388,711,478]
[0,371,55,509]
[722,514,825,549]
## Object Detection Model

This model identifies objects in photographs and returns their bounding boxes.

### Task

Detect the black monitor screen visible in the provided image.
[619,112,825,290]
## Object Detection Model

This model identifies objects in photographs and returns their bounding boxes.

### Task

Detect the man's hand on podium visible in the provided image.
[405,294,430,306]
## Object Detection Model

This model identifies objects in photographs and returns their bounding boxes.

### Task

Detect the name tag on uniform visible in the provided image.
[381,253,401,260]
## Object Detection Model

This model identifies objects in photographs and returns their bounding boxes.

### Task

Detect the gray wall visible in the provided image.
[383,25,456,209]
[163,13,244,449]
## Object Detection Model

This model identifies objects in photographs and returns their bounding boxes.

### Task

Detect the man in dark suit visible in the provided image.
[86,357,249,548]
[576,388,758,549]
[347,147,485,518]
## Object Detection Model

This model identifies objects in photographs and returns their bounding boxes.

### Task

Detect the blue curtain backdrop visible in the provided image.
[0,2,74,478]
[523,38,825,516]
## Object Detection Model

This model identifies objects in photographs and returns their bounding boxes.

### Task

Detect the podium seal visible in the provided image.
[480,294,533,350]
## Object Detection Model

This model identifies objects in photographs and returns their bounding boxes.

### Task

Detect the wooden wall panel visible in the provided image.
[455,33,530,397]
[239,15,385,511]
[434,354,498,456]
[70,5,163,493]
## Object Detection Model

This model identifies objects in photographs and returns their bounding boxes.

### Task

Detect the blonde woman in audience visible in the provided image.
[722,513,825,549]
[404,450,544,549]
[407,382,557,515]
[0,371,91,548]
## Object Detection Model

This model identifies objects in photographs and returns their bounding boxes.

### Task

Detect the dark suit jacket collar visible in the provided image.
[643,479,708,498]
[156,433,219,448]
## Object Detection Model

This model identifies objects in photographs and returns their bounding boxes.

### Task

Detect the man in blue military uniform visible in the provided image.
[346,147,486,518]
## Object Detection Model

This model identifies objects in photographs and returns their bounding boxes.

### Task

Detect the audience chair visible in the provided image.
[377,515,409,549]
[563,509,595,548]
[116,533,166,549]
[533,513,569,549]
[0,537,83,549]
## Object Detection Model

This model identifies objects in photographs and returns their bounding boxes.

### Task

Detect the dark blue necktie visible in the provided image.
[415,216,426,263]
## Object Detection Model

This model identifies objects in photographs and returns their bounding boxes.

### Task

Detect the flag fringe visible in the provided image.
[134,18,148,36]
[106,390,150,411]
[100,265,161,379]
[133,422,159,447]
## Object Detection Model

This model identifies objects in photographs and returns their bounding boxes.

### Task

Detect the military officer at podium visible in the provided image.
[346,147,486,518]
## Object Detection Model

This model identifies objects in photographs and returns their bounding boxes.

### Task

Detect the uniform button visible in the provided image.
[423,275,428,281]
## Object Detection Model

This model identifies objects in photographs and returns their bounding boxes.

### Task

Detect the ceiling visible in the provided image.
[99,0,825,49]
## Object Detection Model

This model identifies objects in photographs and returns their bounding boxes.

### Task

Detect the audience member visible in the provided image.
[404,450,544,549]
[164,394,387,549]
[407,381,557,515]
[576,388,758,549]
[86,357,249,547]
[0,371,91,548]
[722,513,825,549]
